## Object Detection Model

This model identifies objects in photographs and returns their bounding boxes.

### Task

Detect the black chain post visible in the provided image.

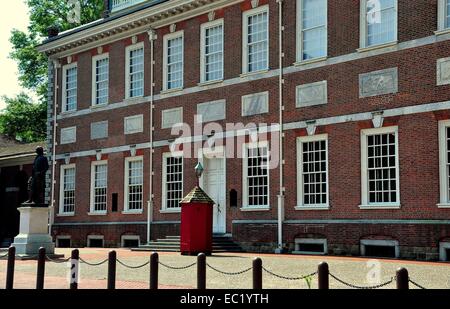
[150,252,159,290]
[197,253,206,290]
[70,249,79,290]
[396,267,409,290]
[318,262,329,289]
[108,251,117,290]
[36,247,46,290]
[252,258,262,289]
[6,246,15,290]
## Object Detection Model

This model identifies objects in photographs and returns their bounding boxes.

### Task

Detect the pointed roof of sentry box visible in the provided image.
[180,186,215,204]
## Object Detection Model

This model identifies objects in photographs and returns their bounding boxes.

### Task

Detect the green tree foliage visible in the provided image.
[1,0,104,142]
[0,93,47,143]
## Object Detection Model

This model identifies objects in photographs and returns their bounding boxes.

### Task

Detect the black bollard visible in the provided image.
[197,253,206,290]
[396,268,409,289]
[252,258,262,289]
[107,251,117,290]
[318,262,329,289]
[36,247,46,290]
[6,246,15,290]
[150,252,159,290]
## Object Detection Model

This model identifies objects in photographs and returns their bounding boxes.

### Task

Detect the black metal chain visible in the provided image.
[207,263,252,276]
[262,267,317,281]
[45,256,71,263]
[117,259,150,269]
[79,257,109,266]
[409,278,427,289]
[329,272,394,289]
[0,253,9,259]
[159,261,197,270]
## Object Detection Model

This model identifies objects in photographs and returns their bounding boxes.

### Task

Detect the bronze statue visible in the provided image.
[26,146,49,205]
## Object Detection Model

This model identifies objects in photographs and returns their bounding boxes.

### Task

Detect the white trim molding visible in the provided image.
[87,235,105,248]
[161,151,184,213]
[123,156,144,214]
[359,0,398,50]
[200,18,224,84]
[293,238,328,255]
[242,4,269,74]
[439,242,450,261]
[91,53,110,107]
[90,160,108,215]
[163,30,184,92]
[241,140,270,211]
[438,120,450,208]
[121,235,141,247]
[59,163,76,216]
[296,0,328,64]
[296,134,330,210]
[438,0,450,33]
[61,62,78,113]
[360,239,400,258]
[360,126,401,209]
[125,42,145,99]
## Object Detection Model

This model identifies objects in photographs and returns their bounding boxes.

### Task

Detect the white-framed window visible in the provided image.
[163,31,184,91]
[360,126,400,209]
[162,152,183,212]
[296,134,329,210]
[125,43,144,98]
[90,161,108,214]
[87,235,104,248]
[438,0,450,31]
[62,63,77,112]
[92,53,109,106]
[59,164,76,215]
[201,19,224,83]
[438,120,450,208]
[124,156,144,212]
[121,235,140,248]
[297,0,327,62]
[242,142,270,209]
[360,0,397,48]
[242,5,269,74]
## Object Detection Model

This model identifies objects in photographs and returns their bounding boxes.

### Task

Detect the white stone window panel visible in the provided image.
[242,91,269,117]
[162,107,183,129]
[124,114,144,135]
[61,127,77,145]
[197,99,226,122]
[359,67,398,98]
[437,57,450,86]
[91,121,108,140]
[296,80,328,108]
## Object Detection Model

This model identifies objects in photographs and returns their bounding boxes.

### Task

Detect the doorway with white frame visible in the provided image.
[199,147,226,235]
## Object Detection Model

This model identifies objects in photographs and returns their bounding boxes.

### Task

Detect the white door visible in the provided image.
[204,157,226,234]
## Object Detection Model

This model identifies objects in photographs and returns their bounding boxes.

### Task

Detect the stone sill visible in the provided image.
[295,206,330,211]
[122,210,144,215]
[240,69,269,79]
[357,41,398,53]
[359,204,401,210]
[435,28,450,36]
[240,207,270,212]
[198,79,224,87]
[292,251,326,256]
[159,209,181,214]
[56,213,75,217]
[293,56,327,67]
[437,203,450,209]
[88,212,107,216]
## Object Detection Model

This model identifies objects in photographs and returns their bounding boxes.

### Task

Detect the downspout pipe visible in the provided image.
[147,29,157,244]
[275,0,285,254]
[49,59,60,236]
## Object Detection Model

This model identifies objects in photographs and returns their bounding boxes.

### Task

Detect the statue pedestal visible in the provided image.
[12,205,55,258]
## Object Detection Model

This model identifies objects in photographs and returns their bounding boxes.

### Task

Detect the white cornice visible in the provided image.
[38,0,243,58]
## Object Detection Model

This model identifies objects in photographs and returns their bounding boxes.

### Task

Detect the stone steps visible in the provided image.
[132,235,243,253]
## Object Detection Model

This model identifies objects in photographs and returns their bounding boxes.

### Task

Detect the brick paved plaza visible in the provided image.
[0,249,449,289]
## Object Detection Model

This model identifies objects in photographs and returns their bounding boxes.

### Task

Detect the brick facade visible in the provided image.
[40,0,450,260]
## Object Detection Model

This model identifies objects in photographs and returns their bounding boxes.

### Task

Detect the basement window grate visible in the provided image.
[364,245,396,258]
[88,238,104,248]
[123,239,139,248]
[57,238,71,248]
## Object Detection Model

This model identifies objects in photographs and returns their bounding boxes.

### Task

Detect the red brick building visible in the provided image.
[38,0,450,260]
